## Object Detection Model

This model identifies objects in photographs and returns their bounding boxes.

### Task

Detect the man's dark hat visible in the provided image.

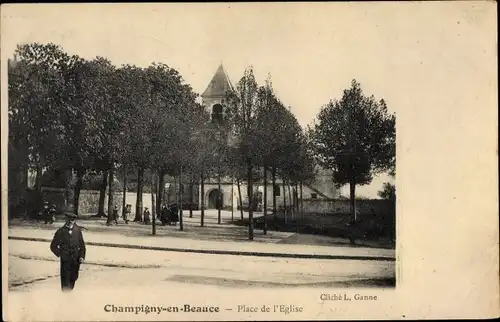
[64,212,78,219]
[63,205,78,219]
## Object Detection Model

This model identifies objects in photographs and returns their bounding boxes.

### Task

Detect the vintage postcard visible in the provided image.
[1,2,498,321]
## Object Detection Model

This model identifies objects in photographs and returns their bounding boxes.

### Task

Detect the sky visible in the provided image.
[1,2,496,198]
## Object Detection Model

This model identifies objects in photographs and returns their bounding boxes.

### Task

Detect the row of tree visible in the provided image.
[9,43,396,240]
[8,43,320,240]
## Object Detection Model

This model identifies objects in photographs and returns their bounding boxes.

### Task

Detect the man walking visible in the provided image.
[50,211,86,292]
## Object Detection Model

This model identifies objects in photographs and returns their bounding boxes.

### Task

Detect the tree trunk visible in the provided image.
[300,182,304,220]
[122,164,127,219]
[64,168,75,212]
[152,172,156,235]
[179,168,184,231]
[73,168,85,217]
[134,167,144,222]
[151,173,156,218]
[189,174,194,218]
[237,177,243,219]
[294,184,298,214]
[349,179,356,224]
[97,170,108,217]
[349,179,357,245]
[231,178,234,223]
[24,166,29,189]
[106,164,115,225]
[247,162,254,240]
[292,184,296,217]
[217,162,221,224]
[283,179,287,224]
[263,165,268,235]
[157,169,165,215]
[200,168,205,227]
[288,181,293,221]
[174,175,178,203]
[35,159,42,193]
[35,153,44,203]
[272,166,277,222]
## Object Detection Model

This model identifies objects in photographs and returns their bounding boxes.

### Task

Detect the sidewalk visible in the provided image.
[10,209,395,248]
[8,222,395,261]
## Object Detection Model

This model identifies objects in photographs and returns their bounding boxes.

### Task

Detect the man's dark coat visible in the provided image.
[50,224,86,291]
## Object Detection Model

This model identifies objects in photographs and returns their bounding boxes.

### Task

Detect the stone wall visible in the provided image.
[39,187,393,219]
[40,188,153,215]
[302,199,394,217]
[299,199,395,238]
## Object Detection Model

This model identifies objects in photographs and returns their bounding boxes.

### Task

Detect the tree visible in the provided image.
[253,78,296,231]
[378,182,396,201]
[9,44,63,197]
[8,43,203,223]
[224,66,260,240]
[142,63,200,231]
[9,43,93,212]
[310,79,395,224]
[169,102,209,220]
[111,65,151,222]
[274,106,305,220]
[64,57,117,217]
[189,120,222,227]
[296,132,317,220]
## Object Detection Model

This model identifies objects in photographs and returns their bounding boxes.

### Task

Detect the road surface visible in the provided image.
[6,239,395,321]
[9,239,394,290]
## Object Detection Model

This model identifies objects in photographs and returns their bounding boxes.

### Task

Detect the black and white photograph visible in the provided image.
[2,2,497,321]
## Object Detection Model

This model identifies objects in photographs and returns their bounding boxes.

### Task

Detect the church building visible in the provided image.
[192,64,340,211]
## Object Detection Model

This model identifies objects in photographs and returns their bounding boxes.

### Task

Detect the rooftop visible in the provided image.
[201,64,234,98]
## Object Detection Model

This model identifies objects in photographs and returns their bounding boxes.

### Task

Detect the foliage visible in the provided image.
[378,182,396,201]
[223,66,261,239]
[310,79,395,186]
[9,43,75,169]
[7,42,395,239]
[8,43,202,216]
[309,79,395,223]
[224,67,261,159]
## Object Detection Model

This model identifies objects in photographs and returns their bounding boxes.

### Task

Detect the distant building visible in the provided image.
[174,64,340,211]
[201,64,234,125]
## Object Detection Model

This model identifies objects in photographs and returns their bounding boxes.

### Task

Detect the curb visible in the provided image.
[8,236,395,262]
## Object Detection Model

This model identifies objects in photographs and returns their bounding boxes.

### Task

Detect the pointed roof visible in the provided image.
[201,64,234,98]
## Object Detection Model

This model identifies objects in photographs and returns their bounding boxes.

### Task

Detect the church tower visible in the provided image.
[201,64,234,125]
